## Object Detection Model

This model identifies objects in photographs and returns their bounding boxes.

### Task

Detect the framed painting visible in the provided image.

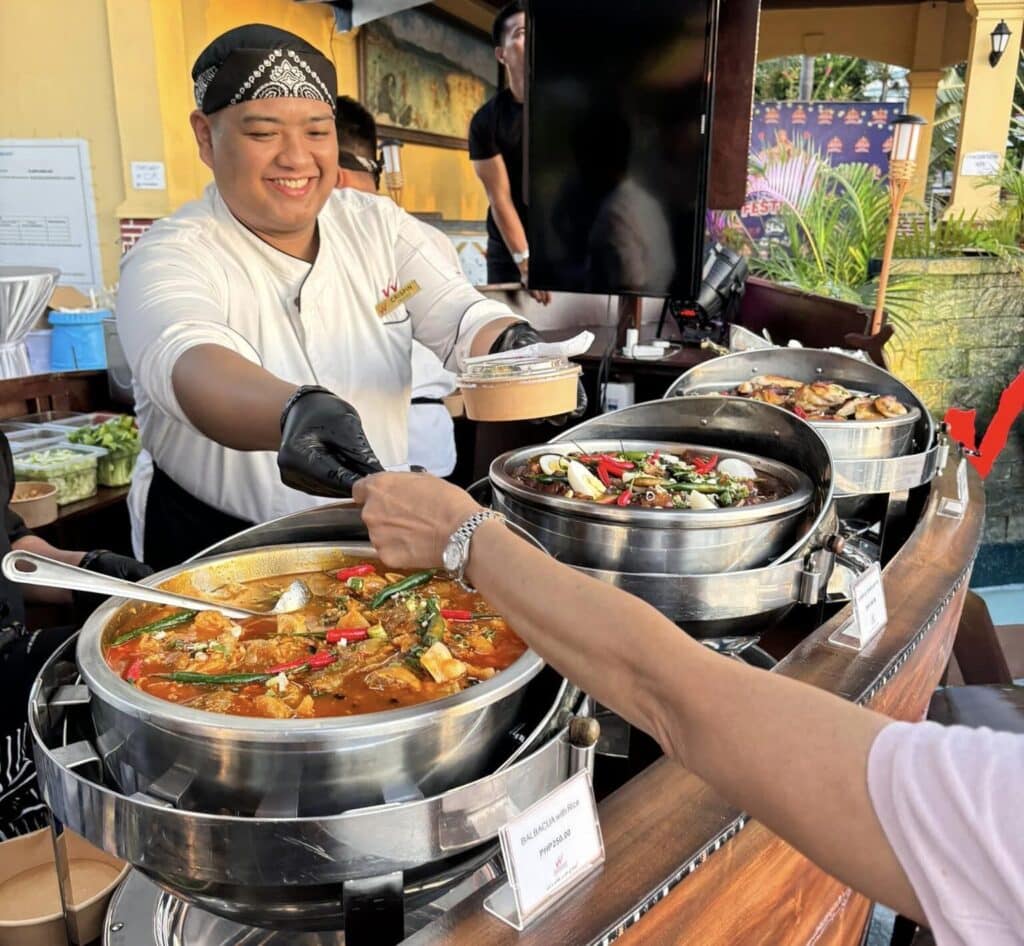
[358,7,497,149]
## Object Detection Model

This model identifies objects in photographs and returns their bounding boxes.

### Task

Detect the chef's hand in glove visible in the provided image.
[278,387,385,497]
[490,322,587,425]
[79,549,153,582]
[74,549,154,623]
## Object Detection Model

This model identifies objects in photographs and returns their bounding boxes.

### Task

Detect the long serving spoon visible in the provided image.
[1,550,311,620]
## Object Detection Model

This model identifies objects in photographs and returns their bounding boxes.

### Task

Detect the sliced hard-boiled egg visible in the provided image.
[567,459,607,499]
[717,457,757,481]
[539,454,569,475]
[687,490,717,510]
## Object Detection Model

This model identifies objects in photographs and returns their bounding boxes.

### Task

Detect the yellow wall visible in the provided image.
[153,0,487,222]
[1,0,126,286]
[757,3,972,67]
[0,0,488,293]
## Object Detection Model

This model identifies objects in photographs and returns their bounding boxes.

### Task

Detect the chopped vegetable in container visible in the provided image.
[13,445,106,505]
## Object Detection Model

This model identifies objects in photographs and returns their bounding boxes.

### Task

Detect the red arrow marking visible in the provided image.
[943,369,1024,478]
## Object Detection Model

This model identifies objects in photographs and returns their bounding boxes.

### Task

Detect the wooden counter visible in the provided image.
[407,457,982,946]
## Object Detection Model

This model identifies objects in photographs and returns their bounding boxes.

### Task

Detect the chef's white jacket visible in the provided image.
[118,184,518,541]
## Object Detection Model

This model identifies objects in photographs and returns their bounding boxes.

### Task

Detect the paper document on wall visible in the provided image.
[960,151,1001,177]
[0,139,103,290]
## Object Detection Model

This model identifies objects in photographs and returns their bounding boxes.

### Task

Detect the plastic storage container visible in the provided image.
[48,309,109,371]
[12,411,90,427]
[0,422,31,435]
[95,445,140,487]
[458,356,581,421]
[13,444,106,506]
[7,428,67,454]
[64,415,140,486]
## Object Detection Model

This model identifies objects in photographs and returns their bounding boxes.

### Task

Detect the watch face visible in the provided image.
[442,538,462,573]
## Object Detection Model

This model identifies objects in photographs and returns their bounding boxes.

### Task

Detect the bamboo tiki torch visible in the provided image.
[872,114,927,336]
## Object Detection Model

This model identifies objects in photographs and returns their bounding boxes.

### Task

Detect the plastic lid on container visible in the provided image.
[458,354,579,385]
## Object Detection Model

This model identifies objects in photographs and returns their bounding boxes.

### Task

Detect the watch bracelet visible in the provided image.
[449,510,506,591]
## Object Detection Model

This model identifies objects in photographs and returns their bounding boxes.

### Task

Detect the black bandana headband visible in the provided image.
[192,24,337,115]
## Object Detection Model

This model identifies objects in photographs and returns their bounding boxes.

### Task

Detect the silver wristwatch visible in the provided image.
[511,248,530,265]
[442,510,505,590]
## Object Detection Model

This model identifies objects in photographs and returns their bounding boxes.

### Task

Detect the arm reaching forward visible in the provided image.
[353,473,926,924]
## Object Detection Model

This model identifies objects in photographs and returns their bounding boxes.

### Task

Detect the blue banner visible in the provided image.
[740,101,904,249]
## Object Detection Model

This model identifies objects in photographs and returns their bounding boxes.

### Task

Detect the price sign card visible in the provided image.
[938,458,969,520]
[484,770,605,930]
[830,563,888,650]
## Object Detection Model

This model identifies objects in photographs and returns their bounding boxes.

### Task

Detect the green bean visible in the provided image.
[370,569,437,609]
[158,671,273,686]
[111,610,197,646]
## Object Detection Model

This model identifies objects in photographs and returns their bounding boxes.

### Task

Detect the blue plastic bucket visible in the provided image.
[48,308,109,371]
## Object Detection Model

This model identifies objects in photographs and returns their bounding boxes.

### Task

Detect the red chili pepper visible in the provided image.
[598,454,634,471]
[307,652,338,669]
[267,657,309,674]
[596,462,612,487]
[793,405,809,419]
[124,658,143,682]
[335,564,376,581]
[616,487,633,506]
[693,454,719,475]
[440,609,473,621]
[327,627,369,644]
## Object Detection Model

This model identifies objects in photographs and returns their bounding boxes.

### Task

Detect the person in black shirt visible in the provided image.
[0,431,151,837]
[468,1,549,304]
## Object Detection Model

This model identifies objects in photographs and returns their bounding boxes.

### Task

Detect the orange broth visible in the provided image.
[103,562,526,720]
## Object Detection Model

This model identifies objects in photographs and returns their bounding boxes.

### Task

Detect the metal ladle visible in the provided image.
[2,550,310,620]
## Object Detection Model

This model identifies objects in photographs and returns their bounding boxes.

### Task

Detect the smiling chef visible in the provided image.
[117,24,579,569]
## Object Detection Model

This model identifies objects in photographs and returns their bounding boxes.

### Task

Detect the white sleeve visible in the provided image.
[867,720,1024,946]
[117,241,262,426]
[394,211,523,372]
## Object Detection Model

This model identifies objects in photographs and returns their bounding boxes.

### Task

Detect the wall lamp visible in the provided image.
[989,20,1011,67]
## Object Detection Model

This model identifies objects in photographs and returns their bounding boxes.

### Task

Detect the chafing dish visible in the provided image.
[490,439,814,574]
[666,349,944,497]
[486,397,840,638]
[75,543,546,817]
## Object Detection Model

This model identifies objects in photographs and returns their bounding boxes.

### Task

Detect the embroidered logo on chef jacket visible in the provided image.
[376,279,420,318]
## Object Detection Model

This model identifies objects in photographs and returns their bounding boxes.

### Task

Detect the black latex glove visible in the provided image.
[79,549,154,582]
[278,387,386,497]
[489,322,588,425]
[74,549,154,625]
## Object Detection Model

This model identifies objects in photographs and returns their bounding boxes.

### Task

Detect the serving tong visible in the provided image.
[2,550,310,620]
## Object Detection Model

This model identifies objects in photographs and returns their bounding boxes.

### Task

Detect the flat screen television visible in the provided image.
[526,0,717,300]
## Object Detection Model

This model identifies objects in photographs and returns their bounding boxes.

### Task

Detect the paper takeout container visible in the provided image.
[458,356,580,422]
[0,827,128,946]
[11,481,58,528]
